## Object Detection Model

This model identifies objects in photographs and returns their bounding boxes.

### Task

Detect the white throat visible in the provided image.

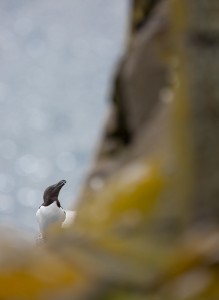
[36,202,66,237]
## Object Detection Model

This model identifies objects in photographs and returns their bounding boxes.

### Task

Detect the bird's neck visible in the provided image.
[43,197,59,207]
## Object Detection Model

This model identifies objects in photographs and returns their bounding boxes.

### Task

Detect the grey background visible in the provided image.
[0,0,129,233]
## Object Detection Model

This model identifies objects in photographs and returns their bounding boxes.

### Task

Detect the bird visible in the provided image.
[36,180,67,240]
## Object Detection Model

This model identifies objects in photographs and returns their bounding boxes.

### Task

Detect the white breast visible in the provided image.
[36,202,66,236]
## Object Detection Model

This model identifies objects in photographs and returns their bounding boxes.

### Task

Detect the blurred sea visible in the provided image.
[0,0,129,233]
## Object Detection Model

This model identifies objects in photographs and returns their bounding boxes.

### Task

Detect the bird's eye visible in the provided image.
[47,188,53,194]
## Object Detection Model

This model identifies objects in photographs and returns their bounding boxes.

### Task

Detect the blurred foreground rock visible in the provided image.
[1,0,219,299]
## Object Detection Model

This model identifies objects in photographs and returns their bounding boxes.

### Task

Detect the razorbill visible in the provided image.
[36,180,66,239]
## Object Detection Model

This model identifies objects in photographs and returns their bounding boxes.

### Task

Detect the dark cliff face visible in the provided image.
[74,0,219,291]
[81,0,219,227]
[71,1,219,298]
[82,0,169,180]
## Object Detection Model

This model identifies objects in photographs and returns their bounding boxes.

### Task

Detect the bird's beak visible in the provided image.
[52,180,67,193]
[56,180,66,188]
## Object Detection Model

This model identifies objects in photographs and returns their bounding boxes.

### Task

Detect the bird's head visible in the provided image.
[43,180,66,206]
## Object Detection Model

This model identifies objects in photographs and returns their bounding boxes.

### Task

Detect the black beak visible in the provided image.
[56,180,66,188]
[53,180,66,194]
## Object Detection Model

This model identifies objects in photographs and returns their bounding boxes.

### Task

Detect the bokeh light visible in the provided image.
[0,0,129,234]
